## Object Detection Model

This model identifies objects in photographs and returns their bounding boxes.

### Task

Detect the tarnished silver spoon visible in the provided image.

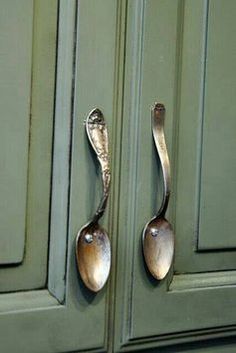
[142,103,174,280]
[76,108,111,292]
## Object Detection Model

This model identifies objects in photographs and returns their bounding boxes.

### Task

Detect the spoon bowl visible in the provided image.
[76,222,111,292]
[143,217,174,280]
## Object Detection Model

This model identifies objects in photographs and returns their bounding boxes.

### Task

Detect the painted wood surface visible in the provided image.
[0,1,119,352]
[0,0,33,264]
[0,0,236,352]
[113,0,236,352]
[174,0,236,273]
[0,0,57,292]
[198,0,236,249]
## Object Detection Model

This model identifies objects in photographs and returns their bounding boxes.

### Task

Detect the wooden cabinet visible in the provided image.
[114,1,236,351]
[0,1,236,352]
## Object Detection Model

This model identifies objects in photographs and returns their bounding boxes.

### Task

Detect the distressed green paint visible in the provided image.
[0,289,59,313]
[0,0,57,291]
[0,0,33,264]
[1,0,236,352]
[0,0,119,352]
[174,0,236,273]
[48,0,76,303]
[113,0,236,351]
[198,0,236,249]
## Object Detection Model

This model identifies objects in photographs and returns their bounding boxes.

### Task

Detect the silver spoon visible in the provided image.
[142,103,174,280]
[76,108,111,292]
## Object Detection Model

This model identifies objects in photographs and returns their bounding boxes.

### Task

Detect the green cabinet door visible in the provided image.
[113,1,236,352]
[0,1,118,352]
[1,1,236,352]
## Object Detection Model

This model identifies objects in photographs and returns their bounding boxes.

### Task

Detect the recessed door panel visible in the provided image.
[198,0,236,250]
[175,0,236,272]
[0,0,33,264]
[0,0,57,292]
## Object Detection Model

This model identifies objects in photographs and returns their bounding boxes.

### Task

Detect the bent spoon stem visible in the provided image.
[85,108,111,223]
[152,103,171,218]
[142,102,174,281]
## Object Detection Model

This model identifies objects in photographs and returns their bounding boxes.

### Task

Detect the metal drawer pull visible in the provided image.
[142,103,174,280]
[76,108,111,292]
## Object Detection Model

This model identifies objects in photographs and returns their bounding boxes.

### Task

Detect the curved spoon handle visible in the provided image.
[85,108,111,222]
[152,103,171,217]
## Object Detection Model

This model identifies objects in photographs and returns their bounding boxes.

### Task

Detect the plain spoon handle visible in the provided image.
[151,103,171,217]
[85,108,111,223]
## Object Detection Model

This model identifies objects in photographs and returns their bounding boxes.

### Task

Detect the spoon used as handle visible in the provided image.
[142,103,174,280]
[76,108,111,292]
